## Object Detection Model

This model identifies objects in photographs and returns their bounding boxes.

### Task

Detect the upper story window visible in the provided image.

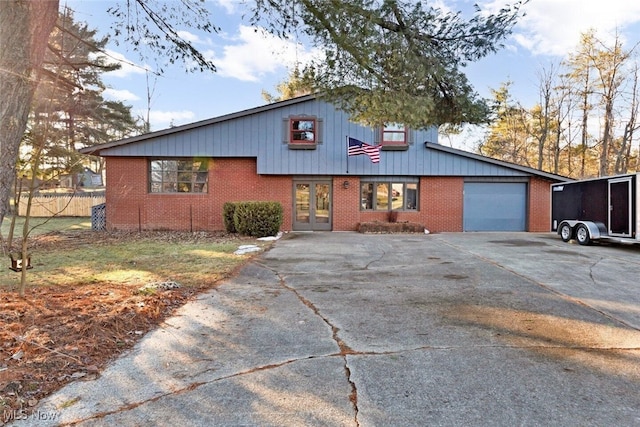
[149,158,208,193]
[284,115,322,149]
[291,119,316,143]
[380,123,410,150]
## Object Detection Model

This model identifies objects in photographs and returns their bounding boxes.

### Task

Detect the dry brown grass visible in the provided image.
[0,229,270,420]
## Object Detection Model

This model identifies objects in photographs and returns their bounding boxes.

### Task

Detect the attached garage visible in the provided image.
[463,181,528,231]
[80,96,568,234]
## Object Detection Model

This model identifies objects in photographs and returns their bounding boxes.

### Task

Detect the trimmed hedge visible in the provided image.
[225,201,283,237]
[223,202,237,233]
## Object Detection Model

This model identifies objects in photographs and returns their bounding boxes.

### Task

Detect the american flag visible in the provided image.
[348,137,380,163]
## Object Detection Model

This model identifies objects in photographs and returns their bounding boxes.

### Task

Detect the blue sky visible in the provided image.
[66,0,640,149]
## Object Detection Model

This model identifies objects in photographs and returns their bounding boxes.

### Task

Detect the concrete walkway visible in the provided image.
[13,232,640,426]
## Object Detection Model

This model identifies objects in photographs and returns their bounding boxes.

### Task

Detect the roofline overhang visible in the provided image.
[79,93,318,156]
[424,142,570,182]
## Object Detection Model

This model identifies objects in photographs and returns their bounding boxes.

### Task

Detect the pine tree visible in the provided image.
[22,8,141,187]
[251,0,527,128]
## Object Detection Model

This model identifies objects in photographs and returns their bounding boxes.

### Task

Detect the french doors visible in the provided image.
[293,180,332,231]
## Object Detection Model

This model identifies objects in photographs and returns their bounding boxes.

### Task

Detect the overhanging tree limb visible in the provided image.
[253,0,527,127]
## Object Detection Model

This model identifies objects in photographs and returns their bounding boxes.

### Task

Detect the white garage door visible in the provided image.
[463,182,527,231]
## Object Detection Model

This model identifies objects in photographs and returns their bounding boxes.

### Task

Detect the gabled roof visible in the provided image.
[424,142,569,182]
[79,94,318,156]
[80,92,570,183]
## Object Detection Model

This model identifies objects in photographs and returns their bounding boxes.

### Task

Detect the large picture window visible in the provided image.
[361,181,418,211]
[149,159,208,193]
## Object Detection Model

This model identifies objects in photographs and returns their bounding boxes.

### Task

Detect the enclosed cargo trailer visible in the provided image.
[551,173,639,245]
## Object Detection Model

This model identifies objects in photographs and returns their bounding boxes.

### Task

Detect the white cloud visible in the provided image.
[149,110,196,128]
[177,30,202,44]
[486,0,640,56]
[212,0,237,14]
[205,26,323,82]
[102,50,151,78]
[103,88,140,102]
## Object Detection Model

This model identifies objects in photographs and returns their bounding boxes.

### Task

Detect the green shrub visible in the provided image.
[223,202,237,233]
[233,201,283,237]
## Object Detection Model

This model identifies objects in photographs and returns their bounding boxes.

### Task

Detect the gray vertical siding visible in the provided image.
[97,96,541,178]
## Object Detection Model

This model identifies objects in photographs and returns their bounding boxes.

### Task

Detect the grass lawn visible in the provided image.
[0,216,269,289]
[0,217,272,413]
[1,216,92,237]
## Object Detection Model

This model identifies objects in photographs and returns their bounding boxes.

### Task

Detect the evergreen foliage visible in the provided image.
[252,0,528,128]
[223,202,237,234]
[232,202,283,238]
[22,8,142,186]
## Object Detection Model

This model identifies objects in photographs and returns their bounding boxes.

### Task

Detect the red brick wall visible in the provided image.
[422,177,464,232]
[210,158,292,230]
[331,176,463,232]
[105,157,292,231]
[105,158,552,233]
[528,176,552,232]
[105,157,147,230]
[332,177,360,231]
[333,176,551,232]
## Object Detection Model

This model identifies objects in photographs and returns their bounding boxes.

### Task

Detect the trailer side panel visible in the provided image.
[551,179,608,231]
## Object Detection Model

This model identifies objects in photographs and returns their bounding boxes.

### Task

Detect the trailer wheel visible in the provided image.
[559,223,572,242]
[575,224,591,245]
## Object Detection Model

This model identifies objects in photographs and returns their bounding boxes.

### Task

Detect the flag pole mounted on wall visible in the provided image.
[347,137,381,166]
[346,135,349,174]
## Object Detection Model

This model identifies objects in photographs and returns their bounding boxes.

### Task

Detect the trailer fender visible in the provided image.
[582,221,607,240]
[557,220,606,244]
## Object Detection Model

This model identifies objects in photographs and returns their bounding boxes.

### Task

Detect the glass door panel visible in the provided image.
[293,181,332,231]
[296,184,310,223]
[315,183,330,224]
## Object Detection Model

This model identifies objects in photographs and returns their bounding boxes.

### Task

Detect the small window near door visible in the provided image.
[360,181,418,211]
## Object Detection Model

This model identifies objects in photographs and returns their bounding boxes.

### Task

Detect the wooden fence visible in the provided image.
[18,193,105,217]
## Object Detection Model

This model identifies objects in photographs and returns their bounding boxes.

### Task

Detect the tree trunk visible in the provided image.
[615,68,639,174]
[579,82,589,178]
[600,103,612,176]
[553,123,561,175]
[0,0,58,228]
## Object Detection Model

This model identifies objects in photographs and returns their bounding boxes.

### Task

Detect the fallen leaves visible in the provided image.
[0,230,253,420]
[0,281,202,419]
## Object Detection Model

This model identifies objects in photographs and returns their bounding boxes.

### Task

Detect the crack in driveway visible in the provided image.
[588,257,603,285]
[55,259,365,426]
[256,260,361,427]
[365,247,386,270]
[54,357,319,426]
[26,234,640,427]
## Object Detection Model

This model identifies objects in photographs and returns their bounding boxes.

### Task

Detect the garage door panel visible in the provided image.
[464,183,527,231]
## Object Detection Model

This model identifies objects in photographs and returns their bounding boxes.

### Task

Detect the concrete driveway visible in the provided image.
[15,232,640,426]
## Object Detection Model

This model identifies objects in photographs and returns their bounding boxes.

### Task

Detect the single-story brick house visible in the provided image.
[80,94,567,233]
